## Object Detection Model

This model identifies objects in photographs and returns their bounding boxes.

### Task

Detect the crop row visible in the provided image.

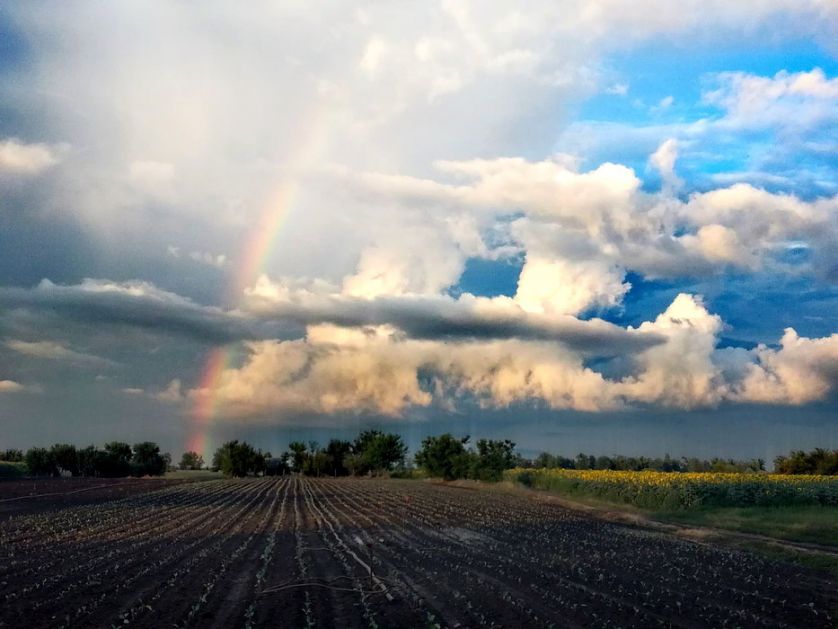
[2,476,836,628]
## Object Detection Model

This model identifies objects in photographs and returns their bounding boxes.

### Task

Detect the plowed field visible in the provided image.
[1,477,835,628]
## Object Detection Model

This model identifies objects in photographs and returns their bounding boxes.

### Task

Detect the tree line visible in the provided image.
[209,430,409,477]
[210,432,519,481]
[2,442,836,479]
[0,443,169,477]
[774,449,838,475]
[527,452,767,473]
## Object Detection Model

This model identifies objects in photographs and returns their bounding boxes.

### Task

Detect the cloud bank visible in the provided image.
[0,2,834,441]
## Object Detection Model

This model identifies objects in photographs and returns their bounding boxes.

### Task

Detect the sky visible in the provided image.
[0,1,836,463]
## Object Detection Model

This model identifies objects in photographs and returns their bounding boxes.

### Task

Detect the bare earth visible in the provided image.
[1,477,835,628]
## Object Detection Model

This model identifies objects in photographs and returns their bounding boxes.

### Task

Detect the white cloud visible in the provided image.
[704,68,838,130]
[733,329,838,405]
[154,379,184,403]
[168,245,227,270]
[648,138,681,191]
[0,138,61,175]
[129,160,174,182]
[6,340,113,366]
[605,82,629,95]
[617,294,725,408]
[191,292,838,419]
[0,380,24,393]
[188,251,227,268]
[653,95,674,111]
[679,224,753,268]
[359,37,389,77]
[1,3,836,428]
[4,1,830,256]
[558,67,838,198]
[243,274,661,354]
[514,256,629,316]
[345,156,836,281]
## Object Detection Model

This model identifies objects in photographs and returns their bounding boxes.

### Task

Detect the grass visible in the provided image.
[655,505,838,547]
[165,469,225,480]
[499,473,838,547]
[730,540,838,576]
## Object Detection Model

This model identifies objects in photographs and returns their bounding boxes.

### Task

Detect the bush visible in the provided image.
[0,461,26,478]
[0,449,24,463]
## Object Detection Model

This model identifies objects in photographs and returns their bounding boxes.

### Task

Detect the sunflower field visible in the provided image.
[504,468,838,509]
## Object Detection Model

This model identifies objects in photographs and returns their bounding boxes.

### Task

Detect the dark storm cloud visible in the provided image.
[0,280,293,345]
[0,279,665,356]
[245,292,666,356]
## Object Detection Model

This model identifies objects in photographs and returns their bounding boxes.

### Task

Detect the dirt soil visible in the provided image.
[1,477,836,628]
[0,477,191,517]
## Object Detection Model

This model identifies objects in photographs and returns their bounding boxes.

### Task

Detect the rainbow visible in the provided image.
[187,346,229,458]
[186,105,332,459]
[230,179,301,302]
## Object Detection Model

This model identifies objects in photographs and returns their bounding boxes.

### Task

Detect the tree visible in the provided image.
[775,449,838,475]
[50,443,80,476]
[0,448,24,462]
[415,434,471,480]
[575,453,595,470]
[212,440,267,477]
[179,451,205,470]
[78,445,101,477]
[265,453,290,476]
[25,447,56,476]
[471,439,517,481]
[99,441,133,477]
[305,450,331,477]
[361,432,407,475]
[131,442,167,476]
[343,452,364,476]
[325,439,352,476]
[288,441,308,473]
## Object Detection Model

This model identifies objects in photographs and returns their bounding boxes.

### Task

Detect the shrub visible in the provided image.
[0,461,26,478]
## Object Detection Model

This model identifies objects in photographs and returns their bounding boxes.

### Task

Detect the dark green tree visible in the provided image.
[471,439,517,481]
[362,432,407,475]
[0,448,24,462]
[304,450,331,477]
[415,434,471,480]
[100,441,133,477]
[131,442,167,476]
[179,451,205,470]
[325,439,352,476]
[288,441,308,473]
[25,447,56,476]
[77,445,101,477]
[50,443,80,476]
[343,452,364,476]
[775,449,838,475]
[212,440,267,477]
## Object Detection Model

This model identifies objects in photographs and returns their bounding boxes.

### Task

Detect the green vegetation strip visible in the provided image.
[505,468,838,509]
